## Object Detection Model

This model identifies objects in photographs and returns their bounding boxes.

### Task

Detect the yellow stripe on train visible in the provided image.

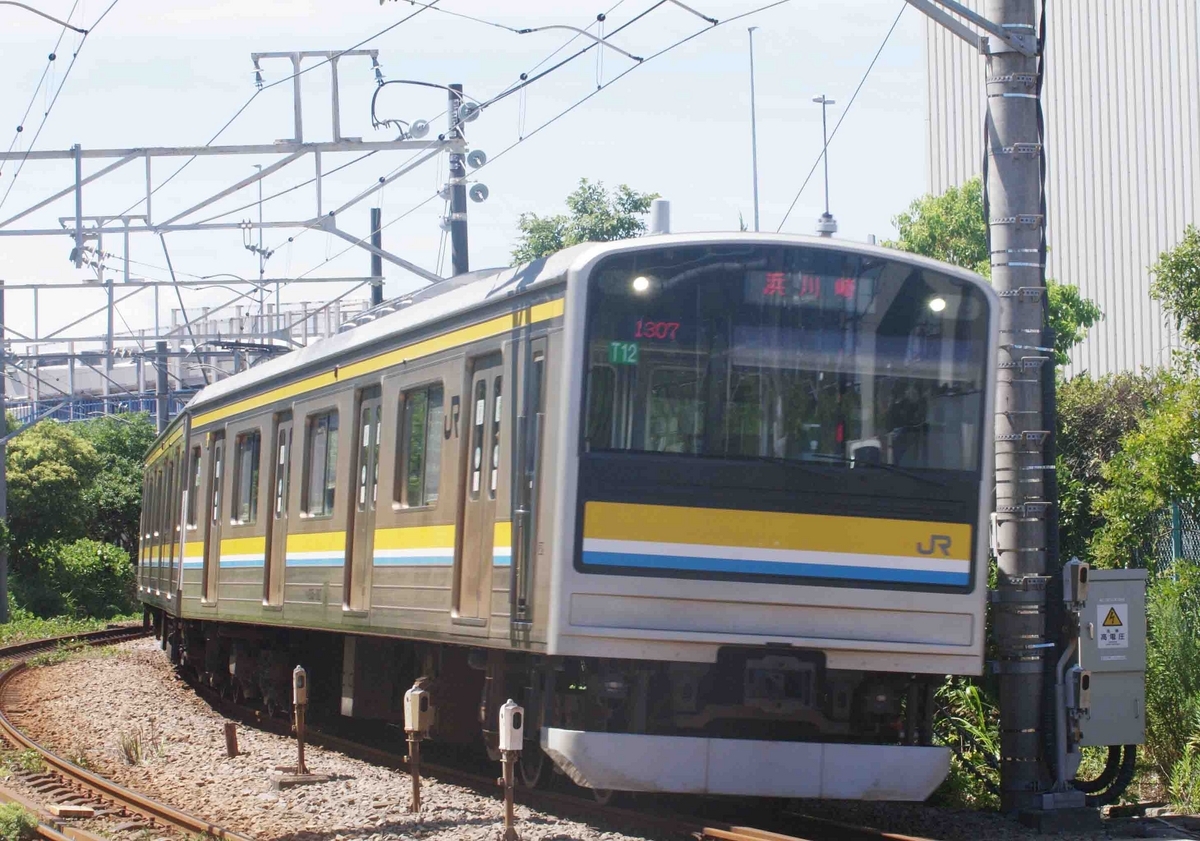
[583,502,972,562]
[193,299,565,429]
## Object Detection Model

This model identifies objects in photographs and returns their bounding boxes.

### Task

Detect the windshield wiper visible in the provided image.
[800,452,950,487]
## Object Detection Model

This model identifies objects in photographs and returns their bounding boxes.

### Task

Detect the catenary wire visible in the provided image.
[0,0,121,213]
[1,0,80,167]
[109,0,444,221]
[775,0,905,232]
[287,0,792,285]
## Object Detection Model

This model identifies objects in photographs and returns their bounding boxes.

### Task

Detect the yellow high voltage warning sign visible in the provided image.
[1097,602,1129,648]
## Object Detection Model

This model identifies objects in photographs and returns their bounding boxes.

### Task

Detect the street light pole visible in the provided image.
[748,27,761,233]
[812,94,837,236]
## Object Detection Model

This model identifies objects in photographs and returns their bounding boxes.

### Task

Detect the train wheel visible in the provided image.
[591,787,614,805]
[518,744,547,788]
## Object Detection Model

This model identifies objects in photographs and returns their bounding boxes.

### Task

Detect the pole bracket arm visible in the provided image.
[904,0,1038,57]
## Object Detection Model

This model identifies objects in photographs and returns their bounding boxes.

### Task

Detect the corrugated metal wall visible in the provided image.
[924,1,1200,376]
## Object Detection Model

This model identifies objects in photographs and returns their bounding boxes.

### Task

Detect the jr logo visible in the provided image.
[916,535,953,557]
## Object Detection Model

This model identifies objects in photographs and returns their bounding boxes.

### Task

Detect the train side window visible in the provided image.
[186,447,202,528]
[489,376,502,498]
[232,431,262,525]
[303,411,339,517]
[275,428,291,519]
[397,384,443,508]
[211,440,224,525]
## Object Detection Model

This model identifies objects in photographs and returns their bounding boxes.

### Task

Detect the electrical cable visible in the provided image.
[110,0,444,221]
[1,0,80,168]
[775,0,905,232]
[0,0,121,213]
[286,0,792,285]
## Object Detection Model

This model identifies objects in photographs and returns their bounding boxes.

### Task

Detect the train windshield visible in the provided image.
[583,245,991,472]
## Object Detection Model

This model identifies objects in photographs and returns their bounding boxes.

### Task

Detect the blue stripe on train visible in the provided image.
[581,551,970,586]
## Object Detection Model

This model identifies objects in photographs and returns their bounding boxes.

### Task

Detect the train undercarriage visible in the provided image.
[147,606,946,797]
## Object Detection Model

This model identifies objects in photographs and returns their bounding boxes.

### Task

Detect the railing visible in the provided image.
[6,392,196,425]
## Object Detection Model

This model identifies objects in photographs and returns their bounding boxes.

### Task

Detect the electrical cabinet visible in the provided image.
[1077,568,1146,747]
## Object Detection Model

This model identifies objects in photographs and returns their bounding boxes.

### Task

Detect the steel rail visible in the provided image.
[0,627,253,841]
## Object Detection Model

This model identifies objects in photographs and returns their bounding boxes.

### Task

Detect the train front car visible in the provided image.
[543,236,997,800]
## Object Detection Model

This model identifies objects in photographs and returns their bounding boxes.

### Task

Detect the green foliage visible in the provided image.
[0,594,132,645]
[1046,280,1103,365]
[1144,567,1200,786]
[14,539,135,619]
[886,177,1102,365]
[1150,224,1200,358]
[2,413,147,618]
[887,177,990,276]
[512,179,658,262]
[75,413,156,555]
[1168,709,1200,811]
[1056,372,1167,562]
[1091,378,1200,568]
[930,678,999,809]
[0,803,38,841]
[5,420,100,555]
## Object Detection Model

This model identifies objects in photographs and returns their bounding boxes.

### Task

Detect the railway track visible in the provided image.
[0,626,253,841]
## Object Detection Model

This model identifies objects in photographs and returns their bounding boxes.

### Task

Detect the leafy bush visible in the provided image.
[1145,566,1200,785]
[930,678,1000,809]
[1168,709,1200,812]
[56,538,136,618]
[0,803,38,841]
[1056,371,1167,563]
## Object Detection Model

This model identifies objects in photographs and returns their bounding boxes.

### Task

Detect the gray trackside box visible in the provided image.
[1077,568,1147,747]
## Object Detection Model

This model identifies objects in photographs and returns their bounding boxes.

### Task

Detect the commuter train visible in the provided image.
[139,233,997,801]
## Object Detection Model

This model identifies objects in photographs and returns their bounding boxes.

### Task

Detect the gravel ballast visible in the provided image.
[6,638,1198,841]
[6,638,660,841]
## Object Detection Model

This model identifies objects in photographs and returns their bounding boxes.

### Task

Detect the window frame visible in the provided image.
[231,429,263,526]
[301,409,340,519]
[186,447,202,529]
[394,381,445,510]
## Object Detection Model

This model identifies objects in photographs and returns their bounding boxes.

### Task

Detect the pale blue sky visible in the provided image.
[0,0,930,341]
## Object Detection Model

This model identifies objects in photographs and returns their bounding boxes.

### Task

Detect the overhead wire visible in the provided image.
[286,0,794,285]
[775,0,905,232]
[0,0,122,213]
[1,0,81,169]
[109,0,445,221]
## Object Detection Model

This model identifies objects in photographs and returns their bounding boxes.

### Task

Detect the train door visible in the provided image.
[203,433,224,603]
[264,415,292,606]
[346,388,381,611]
[455,354,503,622]
[511,340,547,629]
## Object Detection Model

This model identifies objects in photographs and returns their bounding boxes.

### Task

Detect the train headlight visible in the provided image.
[928,296,947,313]
[631,276,651,294]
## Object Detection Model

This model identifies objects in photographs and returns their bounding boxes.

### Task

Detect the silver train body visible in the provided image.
[139,233,997,800]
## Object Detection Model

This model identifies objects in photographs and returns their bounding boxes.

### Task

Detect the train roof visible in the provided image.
[174,232,992,430]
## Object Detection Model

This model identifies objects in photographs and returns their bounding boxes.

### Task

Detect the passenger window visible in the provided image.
[398,385,444,508]
[303,411,339,517]
[489,377,502,498]
[211,441,223,525]
[186,447,202,528]
[232,431,262,524]
[470,380,486,500]
[275,429,290,519]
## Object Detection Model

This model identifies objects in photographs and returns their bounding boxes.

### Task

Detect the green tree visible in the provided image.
[5,421,101,557]
[75,413,157,556]
[1056,371,1167,562]
[1150,223,1200,358]
[886,176,1102,365]
[512,179,658,262]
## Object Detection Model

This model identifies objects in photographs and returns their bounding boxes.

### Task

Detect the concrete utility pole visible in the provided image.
[904,0,1047,813]
[447,83,470,276]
